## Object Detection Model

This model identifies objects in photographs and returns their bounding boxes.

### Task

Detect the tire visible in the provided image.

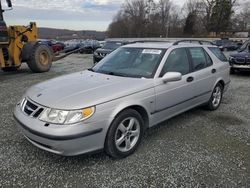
[204,83,223,111]
[27,44,53,73]
[1,67,19,72]
[105,109,144,159]
[230,67,235,74]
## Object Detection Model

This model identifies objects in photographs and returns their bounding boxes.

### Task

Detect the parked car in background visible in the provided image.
[99,41,106,48]
[79,40,101,54]
[93,40,130,63]
[237,39,250,52]
[64,39,100,54]
[14,40,230,159]
[213,39,239,51]
[39,39,65,53]
[229,43,250,74]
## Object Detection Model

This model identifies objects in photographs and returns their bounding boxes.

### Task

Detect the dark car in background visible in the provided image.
[229,42,250,73]
[64,39,101,54]
[93,40,129,64]
[213,39,239,51]
[39,39,65,53]
[237,39,250,52]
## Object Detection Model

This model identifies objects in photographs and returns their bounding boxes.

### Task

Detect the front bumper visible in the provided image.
[229,59,250,70]
[13,105,111,156]
[230,64,250,69]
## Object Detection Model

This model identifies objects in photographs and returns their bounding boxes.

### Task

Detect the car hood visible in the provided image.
[231,52,250,58]
[26,71,154,110]
[95,48,113,54]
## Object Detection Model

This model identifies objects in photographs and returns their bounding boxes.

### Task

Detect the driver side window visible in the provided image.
[160,48,190,77]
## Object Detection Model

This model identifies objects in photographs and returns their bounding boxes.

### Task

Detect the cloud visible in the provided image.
[82,0,121,11]
[10,0,122,12]
[3,0,124,30]
[2,0,190,30]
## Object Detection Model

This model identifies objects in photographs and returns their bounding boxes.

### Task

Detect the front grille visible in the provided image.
[21,99,44,118]
[246,58,250,64]
[235,58,245,64]
[98,53,107,57]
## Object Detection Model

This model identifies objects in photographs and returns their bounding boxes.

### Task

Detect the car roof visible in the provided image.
[124,42,215,49]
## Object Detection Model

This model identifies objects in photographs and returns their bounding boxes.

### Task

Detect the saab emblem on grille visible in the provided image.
[26,106,33,111]
[37,93,42,97]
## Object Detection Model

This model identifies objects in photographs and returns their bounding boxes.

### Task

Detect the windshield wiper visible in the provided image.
[106,71,128,77]
[88,68,95,72]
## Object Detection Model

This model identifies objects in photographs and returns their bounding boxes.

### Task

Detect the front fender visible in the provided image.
[95,87,155,126]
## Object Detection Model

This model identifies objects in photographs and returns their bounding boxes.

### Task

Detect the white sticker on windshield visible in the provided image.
[142,49,162,54]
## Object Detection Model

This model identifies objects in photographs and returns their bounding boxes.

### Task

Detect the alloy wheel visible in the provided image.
[212,86,222,108]
[115,117,140,152]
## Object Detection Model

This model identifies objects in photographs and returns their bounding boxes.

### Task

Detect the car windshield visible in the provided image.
[92,47,165,78]
[102,42,123,50]
[238,39,250,52]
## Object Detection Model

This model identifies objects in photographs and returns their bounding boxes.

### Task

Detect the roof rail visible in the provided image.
[173,40,214,45]
[133,40,170,43]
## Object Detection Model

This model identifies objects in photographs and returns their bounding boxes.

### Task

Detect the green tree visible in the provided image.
[208,0,236,33]
[183,12,197,36]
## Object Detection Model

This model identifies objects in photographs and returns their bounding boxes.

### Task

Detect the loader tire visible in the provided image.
[27,44,52,73]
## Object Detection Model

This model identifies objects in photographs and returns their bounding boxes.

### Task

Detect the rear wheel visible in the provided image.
[27,44,53,73]
[105,109,144,159]
[205,83,223,111]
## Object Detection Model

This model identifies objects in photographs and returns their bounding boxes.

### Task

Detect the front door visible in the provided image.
[153,48,196,123]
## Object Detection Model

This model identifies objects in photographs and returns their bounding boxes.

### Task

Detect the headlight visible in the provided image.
[39,107,95,125]
[229,56,234,61]
[94,51,98,56]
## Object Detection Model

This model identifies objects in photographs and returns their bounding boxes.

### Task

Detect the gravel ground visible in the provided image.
[0,53,250,188]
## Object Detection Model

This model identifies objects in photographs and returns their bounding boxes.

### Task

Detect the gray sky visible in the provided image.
[3,0,247,31]
[3,0,184,31]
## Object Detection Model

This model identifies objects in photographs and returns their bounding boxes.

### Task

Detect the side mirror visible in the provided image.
[162,72,182,83]
[6,0,12,8]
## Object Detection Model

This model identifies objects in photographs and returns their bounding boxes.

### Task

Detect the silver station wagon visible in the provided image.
[14,40,230,158]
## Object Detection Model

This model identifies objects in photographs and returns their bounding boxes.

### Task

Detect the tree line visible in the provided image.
[107,0,250,38]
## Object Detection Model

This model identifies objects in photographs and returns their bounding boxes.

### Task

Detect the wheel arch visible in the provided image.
[215,79,225,90]
[112,105,150,130]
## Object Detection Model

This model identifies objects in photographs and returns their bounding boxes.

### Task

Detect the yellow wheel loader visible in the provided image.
[0,0,84,73]
[0,0,54,73]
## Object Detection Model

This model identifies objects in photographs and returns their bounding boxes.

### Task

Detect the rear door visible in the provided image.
[186,47,216,103]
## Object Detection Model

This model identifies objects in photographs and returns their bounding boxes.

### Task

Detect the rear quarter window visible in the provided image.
[208,47,228,62]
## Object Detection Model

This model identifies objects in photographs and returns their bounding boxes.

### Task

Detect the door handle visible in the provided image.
[212,69,217,74]
[186,76,194,83]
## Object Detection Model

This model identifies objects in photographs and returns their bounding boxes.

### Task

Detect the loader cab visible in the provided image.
[0,0,12,47]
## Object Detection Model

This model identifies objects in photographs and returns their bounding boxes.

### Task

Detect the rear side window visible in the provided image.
[208,47,228,62]
[188,47,207,71]
[204,50,213,66]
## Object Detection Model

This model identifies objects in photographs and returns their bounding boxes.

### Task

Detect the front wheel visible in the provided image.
[105,109,144,159]
[230,68,235,74]
[27,44,53,73]
[205,83,223,111]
